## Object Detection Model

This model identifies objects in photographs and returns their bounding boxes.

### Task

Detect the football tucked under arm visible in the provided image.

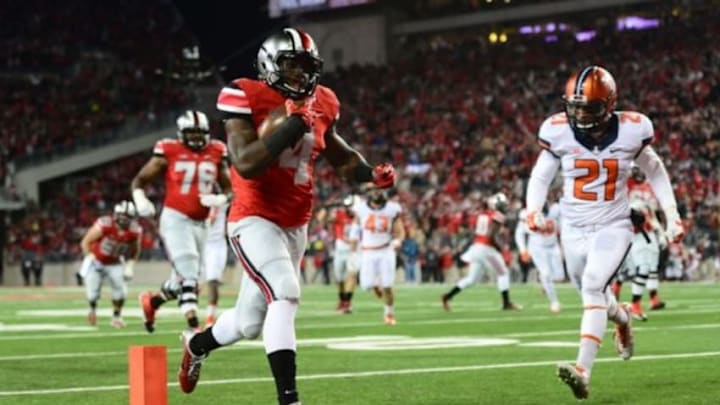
[257,105,289,138]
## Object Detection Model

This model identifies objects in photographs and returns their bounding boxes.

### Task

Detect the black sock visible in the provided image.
[189,326,222,356]
[89,301,97,310]
[501,290,511,306]
[339,292,345,301]
[113,309,121,317]
[649,290,657,299]
[188,316,199,329]
[150,295,166,309]
[267,349,299,405]
[347,292,353,302]
[444,286,461,300]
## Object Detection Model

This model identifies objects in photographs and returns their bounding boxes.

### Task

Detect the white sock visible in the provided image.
[540,273,558,306]
[576,291,608,376]
[384,305,394,316]
[496,274,510,292]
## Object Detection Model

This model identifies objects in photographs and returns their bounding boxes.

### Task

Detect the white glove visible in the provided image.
[391,238,402,251]
[132,189,156,217]
[664,207,685,243]
[123,259,136,282]
[526,211,546,233]
[200,193,229,208]
[79,253,96,279]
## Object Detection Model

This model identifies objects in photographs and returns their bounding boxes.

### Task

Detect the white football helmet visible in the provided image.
[256,28,323,100]
[176,110,210,151]
[114,200,137,229]
[487,192,509,213]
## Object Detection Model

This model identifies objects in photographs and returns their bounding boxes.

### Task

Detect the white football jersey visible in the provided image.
[537,111,654,227]
[352,199,402,249]
[517,204,560,247]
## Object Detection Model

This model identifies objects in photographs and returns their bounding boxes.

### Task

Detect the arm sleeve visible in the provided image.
[526,150,560,213]
[217,81,252,117]
[634,145,678,213]
[514,218,528,251]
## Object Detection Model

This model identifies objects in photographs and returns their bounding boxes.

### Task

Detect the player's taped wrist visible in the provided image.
[353,163,374,183]
[261,115,308,158]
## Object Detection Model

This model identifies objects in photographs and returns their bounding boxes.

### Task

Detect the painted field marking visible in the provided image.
[2,321,720,361]
[0,350,718,396]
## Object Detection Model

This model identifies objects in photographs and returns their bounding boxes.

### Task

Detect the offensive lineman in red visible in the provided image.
[132,110,233,333]
[177,28,396,405]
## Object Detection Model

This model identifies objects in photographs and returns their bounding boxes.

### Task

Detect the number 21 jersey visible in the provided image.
[537,111,654,227]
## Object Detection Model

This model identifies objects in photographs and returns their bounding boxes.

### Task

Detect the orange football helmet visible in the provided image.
[564,66,617,139]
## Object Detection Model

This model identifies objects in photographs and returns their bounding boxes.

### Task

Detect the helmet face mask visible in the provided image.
[368,189,388,208]
[565,97,611,139]
[257,28,323,100]
[181,129,210,151]
[631,166,646,182]
[113,201,136,229]
[176,110,210,151]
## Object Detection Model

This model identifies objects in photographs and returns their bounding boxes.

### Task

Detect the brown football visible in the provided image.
[257,105,288,138]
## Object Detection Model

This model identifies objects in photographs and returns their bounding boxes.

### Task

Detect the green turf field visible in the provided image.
[0,282,718,404]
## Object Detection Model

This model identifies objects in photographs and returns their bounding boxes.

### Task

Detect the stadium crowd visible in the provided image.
[5,9,719,283]
[0,0,194,170]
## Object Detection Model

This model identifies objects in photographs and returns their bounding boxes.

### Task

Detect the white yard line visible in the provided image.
[2,322,719,361]
[0,350,718,396]
[1,307,718,341]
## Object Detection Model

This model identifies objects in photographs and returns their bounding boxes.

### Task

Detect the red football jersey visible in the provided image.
[153,139,228,220]
[90,216,142,265]
[473,210,505,245]
[217,78,340,227]
[332,209,350,240]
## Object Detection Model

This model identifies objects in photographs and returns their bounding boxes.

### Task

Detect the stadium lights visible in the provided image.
[489,32,498,43]
[499,33,508,43]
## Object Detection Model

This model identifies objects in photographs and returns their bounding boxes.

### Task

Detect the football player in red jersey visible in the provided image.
[131,110,233,333]
[177,28,396,404]
[79,201,142,328]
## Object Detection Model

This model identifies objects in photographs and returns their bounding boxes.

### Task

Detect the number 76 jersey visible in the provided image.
[153,138,227,221]
[537,111,654,227]
[217,78,340,228]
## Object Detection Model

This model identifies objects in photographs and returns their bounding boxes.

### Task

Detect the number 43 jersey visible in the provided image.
[537,111,654,227]
[216,78,340,228]
[153,138,228,220]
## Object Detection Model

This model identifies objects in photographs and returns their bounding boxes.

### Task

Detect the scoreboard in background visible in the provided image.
[269,0,374,17]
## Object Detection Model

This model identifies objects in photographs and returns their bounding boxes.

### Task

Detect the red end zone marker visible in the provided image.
[129,345,167,405]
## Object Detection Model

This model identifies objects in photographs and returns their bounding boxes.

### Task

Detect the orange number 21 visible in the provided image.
[573,159,619,201]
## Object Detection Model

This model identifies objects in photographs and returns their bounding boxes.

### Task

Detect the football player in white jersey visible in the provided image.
[515,201,564,313]
[526,66,685,400]
[441,193,522,311]
[203,201,229,326]
[352,189,405,325]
